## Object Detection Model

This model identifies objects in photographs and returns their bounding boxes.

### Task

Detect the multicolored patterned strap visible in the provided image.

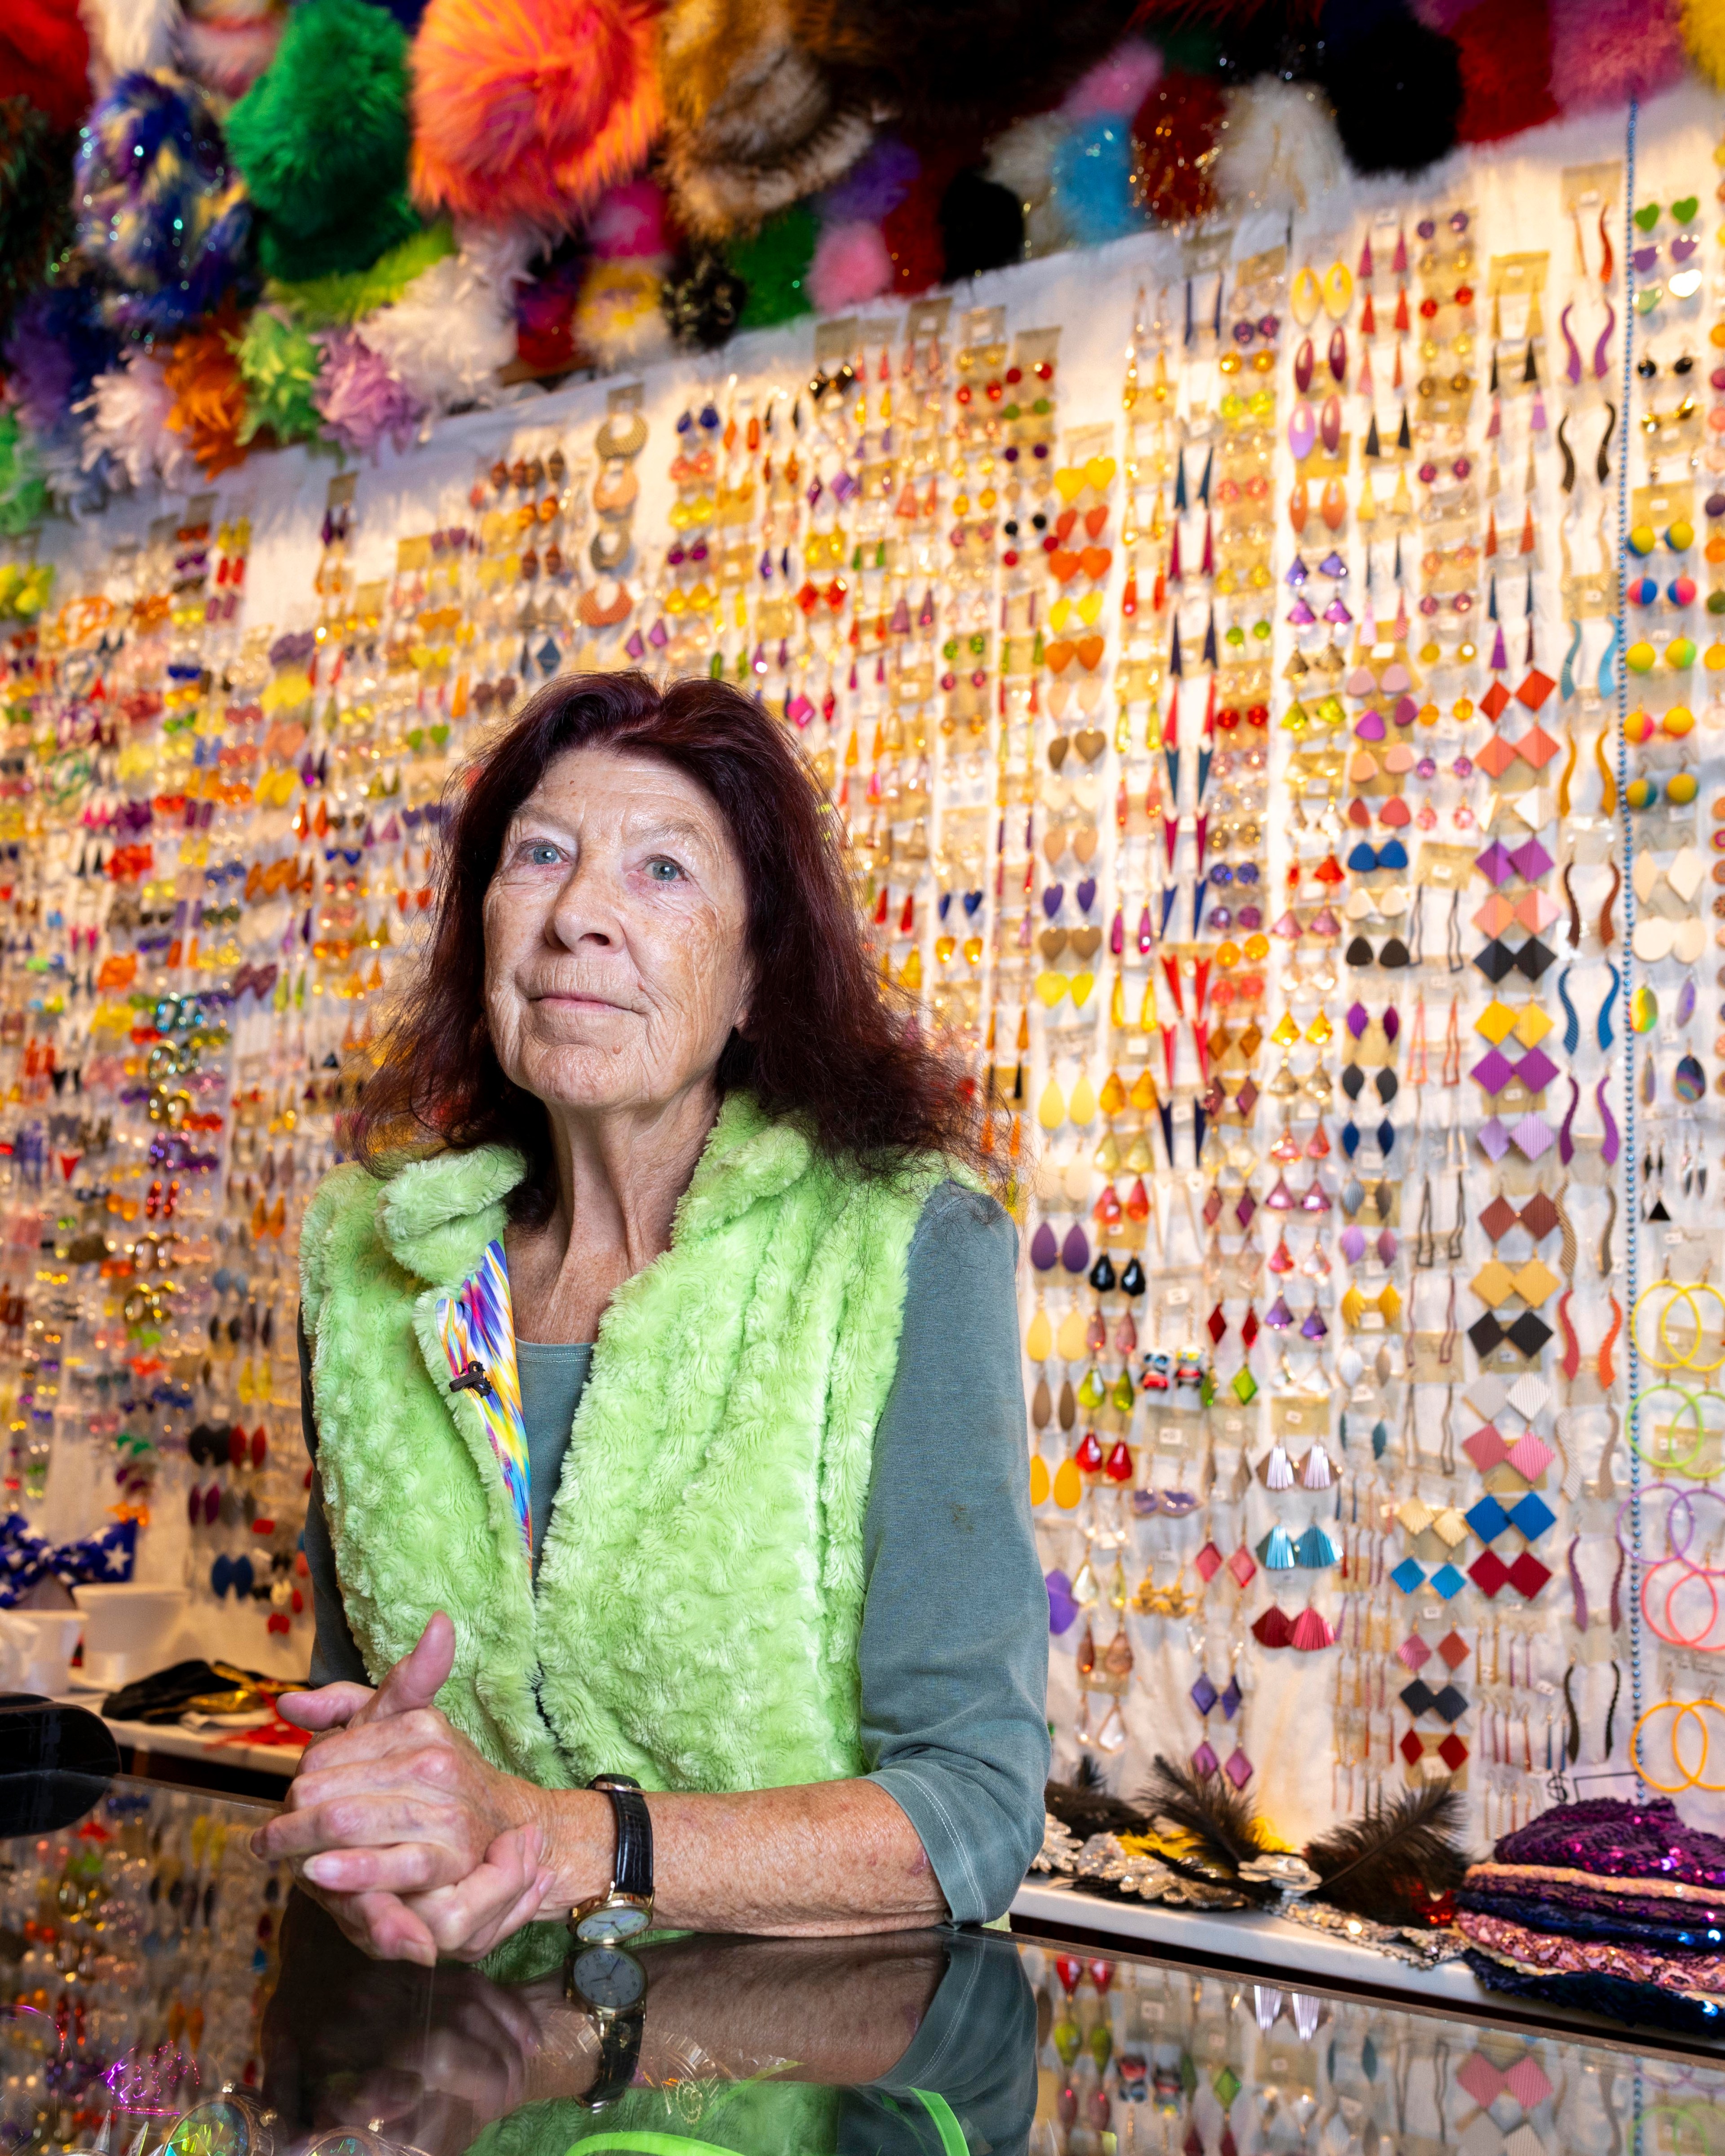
[436,1237,531,1563]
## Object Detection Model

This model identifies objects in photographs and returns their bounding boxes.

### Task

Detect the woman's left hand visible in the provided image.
[254,1615,557,1962]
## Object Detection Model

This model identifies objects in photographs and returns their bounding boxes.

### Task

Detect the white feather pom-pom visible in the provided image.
[79,351,199,494]
[1212,80,1345,220]
[80,0,181,81]
[359,224,534,412]
[986,112,1072,257]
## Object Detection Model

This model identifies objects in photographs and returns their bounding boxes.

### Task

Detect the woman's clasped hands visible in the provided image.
[255,1611,558,1964]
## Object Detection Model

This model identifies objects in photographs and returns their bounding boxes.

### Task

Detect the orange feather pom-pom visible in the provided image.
[409,0,661,229]
[162,308,249,478]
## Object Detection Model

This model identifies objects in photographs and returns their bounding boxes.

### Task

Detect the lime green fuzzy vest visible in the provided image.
[298,1094,943,1793]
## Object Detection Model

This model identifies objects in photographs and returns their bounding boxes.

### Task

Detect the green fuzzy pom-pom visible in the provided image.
[0,411,47,539]
[226,0,419,282]
[234,307,325,446]
[730,206,816,332]
[269,222,456,328]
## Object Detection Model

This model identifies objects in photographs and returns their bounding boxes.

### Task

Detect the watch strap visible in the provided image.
[591,1775,653,1901]
[581,2002,644,2110]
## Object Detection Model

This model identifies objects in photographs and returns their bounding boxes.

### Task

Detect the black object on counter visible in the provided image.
[0,1696,119,1834]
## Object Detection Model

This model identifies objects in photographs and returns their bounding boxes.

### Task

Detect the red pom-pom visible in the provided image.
[882,148,970,296]
[1446,0,1558,141]
[0,0,90,129]
[1130,68,1225,227]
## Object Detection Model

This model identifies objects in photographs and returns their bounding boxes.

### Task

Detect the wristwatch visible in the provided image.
[569,1772,654,1944]
[566,1939,648,2109]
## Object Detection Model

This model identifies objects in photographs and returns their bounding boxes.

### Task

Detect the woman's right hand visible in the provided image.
[272,1615,552,1964]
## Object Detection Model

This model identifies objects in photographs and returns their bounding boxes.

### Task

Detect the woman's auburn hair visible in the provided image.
[349,670,987,1209]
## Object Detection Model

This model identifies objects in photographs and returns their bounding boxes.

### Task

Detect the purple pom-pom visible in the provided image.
[313,329,424,458]
[3,283,118,442]
[816,137,920,228]
[75,71,252,336]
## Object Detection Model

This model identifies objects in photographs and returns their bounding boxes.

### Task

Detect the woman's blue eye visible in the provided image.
[527,843,561,865]
[646,859,682,882]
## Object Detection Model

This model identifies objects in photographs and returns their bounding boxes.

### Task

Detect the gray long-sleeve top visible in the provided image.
[298,1178,1049,1923]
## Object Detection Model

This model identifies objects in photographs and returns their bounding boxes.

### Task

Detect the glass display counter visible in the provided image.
[0,1773,1714,2156]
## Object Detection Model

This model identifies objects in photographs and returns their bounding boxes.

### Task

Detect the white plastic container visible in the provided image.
[69,1585,188,1692]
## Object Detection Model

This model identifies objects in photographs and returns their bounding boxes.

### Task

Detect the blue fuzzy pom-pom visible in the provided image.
[75,71,252,337]
[1050,117,1143,248]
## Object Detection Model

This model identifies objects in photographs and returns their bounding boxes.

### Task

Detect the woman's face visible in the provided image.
[483,746,753,1116]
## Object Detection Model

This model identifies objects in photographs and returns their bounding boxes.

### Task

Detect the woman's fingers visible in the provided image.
[450,1868,555,1963]
[369,1613,458,1720]
[275,1681,375,1733]
[319,1886,440,1966]
[301,1842,461,1895]
[407,1830,546,1961]
[268,1791,486,1868]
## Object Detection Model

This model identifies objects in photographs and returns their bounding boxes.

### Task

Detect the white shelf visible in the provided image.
[58,1696,297,1783]
[1009,1881,1725,2051]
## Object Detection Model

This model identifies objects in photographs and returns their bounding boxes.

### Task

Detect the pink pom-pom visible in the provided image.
[1408,0,1477,29]
[808,220,893,314]
[588,177,669,261]
[1549,0,1684,107]
[1060,37,1161,120]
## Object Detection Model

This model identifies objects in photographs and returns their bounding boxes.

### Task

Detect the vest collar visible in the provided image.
[376,1092,812,1288]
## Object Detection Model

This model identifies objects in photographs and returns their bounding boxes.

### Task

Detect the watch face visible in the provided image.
[575,1899,650,1943]
[571,1944,646,2011]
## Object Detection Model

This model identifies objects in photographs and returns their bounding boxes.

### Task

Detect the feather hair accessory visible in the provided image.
[808,220,893,312]
[1044,1760,1152,1842]
[986,113,1072,258]
[269,223,456,328]
[1318,4,1462,174]
[1213,79,1344,217]
[1138,1753,1281,1905]
[0,97,76,343]
[575,257,670,371]
[75,72,252,336]
[80,0,181,82]
[312,327,424,457]
[4,282,119,449]
[0,0,93,130]
[1548,0,1683,108]
[77,346,201,491]
[730,203,816,331]
[174,0,286,100]
[226,0,418,280]
[161,305,249,477]
[1051,116,1142,247]
[660,245,746,352]
[358,222,531,409]
[1303,1780,1471,1926]
[788,0,1132,145]
[409,0,661,230]
[657,0,872,239]
[0,411,49,537]
[234,304,323,444]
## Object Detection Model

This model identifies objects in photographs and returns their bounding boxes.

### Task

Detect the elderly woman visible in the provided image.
[262,672,1047,1964]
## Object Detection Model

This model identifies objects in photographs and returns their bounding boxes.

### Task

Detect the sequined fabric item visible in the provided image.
[1457,1908,1725,1996]
[1492,1796,1725,1892]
